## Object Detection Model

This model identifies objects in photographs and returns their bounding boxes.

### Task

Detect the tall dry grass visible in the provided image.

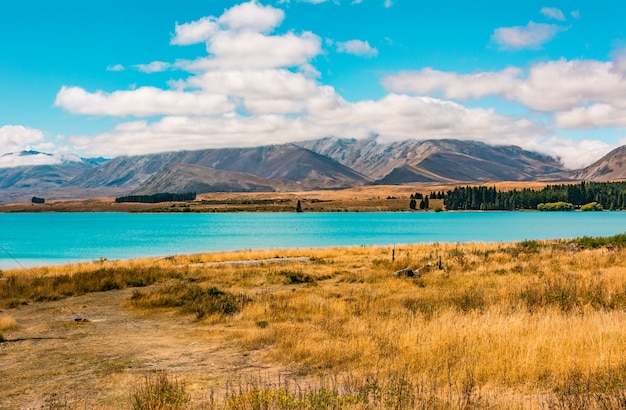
[4,238,626,408]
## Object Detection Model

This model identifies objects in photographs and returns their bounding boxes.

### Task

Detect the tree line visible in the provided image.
[441,182,626,211]
[115,192,196,204]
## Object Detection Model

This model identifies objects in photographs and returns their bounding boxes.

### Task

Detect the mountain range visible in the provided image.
[1,137,624,203]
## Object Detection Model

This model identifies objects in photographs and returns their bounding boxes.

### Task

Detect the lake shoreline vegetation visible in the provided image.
[3,234,626,408]
[6,181,626,214]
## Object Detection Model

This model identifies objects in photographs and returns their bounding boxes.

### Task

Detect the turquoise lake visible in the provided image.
[2,211,626,269]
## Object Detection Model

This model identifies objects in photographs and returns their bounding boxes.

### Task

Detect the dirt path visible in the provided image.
[0,288,284,409]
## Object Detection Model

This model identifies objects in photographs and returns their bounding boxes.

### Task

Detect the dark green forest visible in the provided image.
[115,192,196,204]
[440,182,626,211]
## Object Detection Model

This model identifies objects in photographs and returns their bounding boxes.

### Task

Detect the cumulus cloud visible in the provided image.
[69,89,548,162]
[55,86,234,117]
[383,67,523,100]
[171,16,219,46]
[540,7,565,21]
[134,61,172,73]
[335,39,378,57]
[180,31,321,71]
[491,21,564,49]
[106,64,125,72]
[184,69,319,114]
[515,59,626,112]
[54,0,619,171]
[555,105,626,129]
[522,136,612,170]
[171,1,283,46]
[0,125,66,167]
[0,125,46,154]
[382,57,626,129]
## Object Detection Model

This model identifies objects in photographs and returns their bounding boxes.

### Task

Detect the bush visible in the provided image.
[131,371,190,410]
[571,233,626,249]
[0,266,165,308]
[537,202,574,211]
[130,281,250,319]
[581,201,603,211]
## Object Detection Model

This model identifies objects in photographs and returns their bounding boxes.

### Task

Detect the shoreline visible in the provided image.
[0,182,561,213]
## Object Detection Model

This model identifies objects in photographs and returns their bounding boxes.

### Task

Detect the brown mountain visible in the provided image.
[0,138,589,203]
[131,163,304,194]
[570,146,626,181]
[298,137,568,183]
[69,143,369,194]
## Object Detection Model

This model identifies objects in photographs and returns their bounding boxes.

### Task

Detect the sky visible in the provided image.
[1,0,625,169]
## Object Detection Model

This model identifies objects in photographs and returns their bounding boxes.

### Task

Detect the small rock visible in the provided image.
[393,268,420,278]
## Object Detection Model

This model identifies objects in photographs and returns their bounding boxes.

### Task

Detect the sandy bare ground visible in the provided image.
[0,287,288,409]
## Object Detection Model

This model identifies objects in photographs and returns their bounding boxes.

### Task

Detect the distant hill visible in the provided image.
[69,143,369,194]
[571,146,626,181]
[132,163,304,194]
[0,137,600,204]
[297,137,568,183]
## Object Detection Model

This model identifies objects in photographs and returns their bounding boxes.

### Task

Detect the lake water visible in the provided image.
[1,211,626,269]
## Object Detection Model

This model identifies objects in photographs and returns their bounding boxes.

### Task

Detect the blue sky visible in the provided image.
[1,0,625,169]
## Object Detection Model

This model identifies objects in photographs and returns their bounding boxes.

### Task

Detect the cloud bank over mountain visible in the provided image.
[2,2,624,170]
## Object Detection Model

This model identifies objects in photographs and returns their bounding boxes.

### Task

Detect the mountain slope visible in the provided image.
[132,163,304,194]
[0,138,589,203]
[571,146,626,181]
[69,144,370,192]
[298,137,567,183]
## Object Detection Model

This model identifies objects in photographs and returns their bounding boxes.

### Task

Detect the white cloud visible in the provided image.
[0,125,68,167]
[515,59,626,112]
[491,21,564,49]
[384,0,393,8]
[171,16,219,46]
[555,104,626,129]
[336,39,378,57]
[134,61,172,73]
[382,57,626,129]
[218,0,284,33]
[70,92,548,162]
[522,136,612,169]
[0,152,63,168]
[383,67,523,100]
[183,30,321,70]
[55,86,234,117]
[540,7,566,21]
[570,10,580,19]
[0,125,46,154]
[54,0,617,171]
[170,1,284,46]
[184,69,319,114]
[106,64,125,72]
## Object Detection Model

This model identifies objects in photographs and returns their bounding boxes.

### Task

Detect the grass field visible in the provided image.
[0,182,563,213]
[2,235,626,408]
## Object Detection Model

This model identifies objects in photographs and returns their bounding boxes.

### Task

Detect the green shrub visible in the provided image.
[537,202,574,211]
[571,233,626,249]
[581,201,603,211]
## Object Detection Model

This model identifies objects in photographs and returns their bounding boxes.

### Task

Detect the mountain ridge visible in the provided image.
[2,137,622,204]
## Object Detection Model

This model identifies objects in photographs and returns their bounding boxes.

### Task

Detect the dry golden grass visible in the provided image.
[0,181,569,213]
[0,314,18,331]
[3,239,626,408]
